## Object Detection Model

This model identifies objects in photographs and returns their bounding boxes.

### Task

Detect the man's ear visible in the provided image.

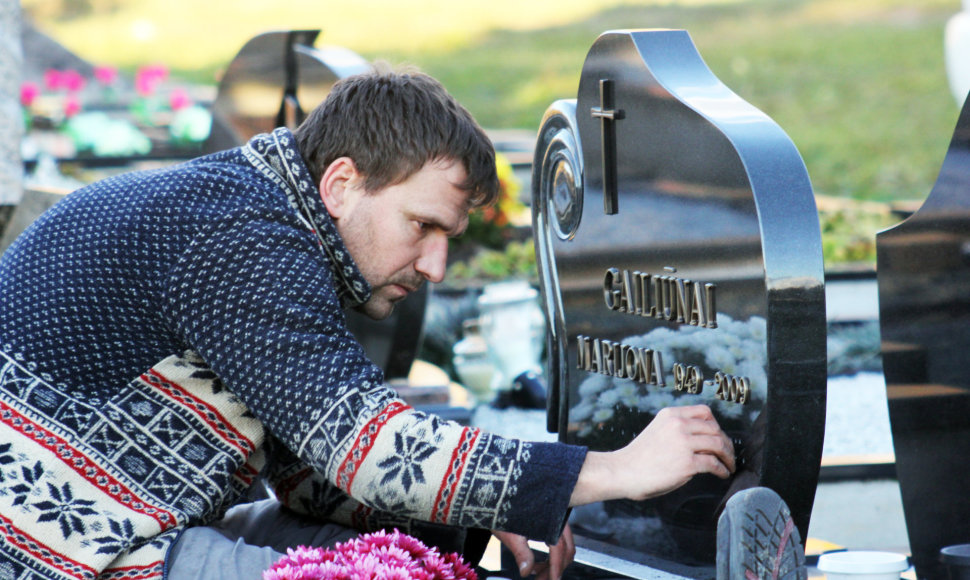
[319,156,363,219]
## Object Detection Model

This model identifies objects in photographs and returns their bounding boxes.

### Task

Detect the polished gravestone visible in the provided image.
[533,29,827,577]
[877,95,970,580]
[204,30,369,154]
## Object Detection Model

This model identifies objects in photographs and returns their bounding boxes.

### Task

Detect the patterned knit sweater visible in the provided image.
[0,128,586,579]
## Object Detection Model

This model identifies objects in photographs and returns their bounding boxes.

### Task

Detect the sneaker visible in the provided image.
[716,487,807,580]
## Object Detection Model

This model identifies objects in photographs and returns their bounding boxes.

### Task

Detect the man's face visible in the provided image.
[322,158,470,320]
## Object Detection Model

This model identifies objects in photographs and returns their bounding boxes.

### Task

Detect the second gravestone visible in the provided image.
[533,29,827,577]
[877,94,970,580]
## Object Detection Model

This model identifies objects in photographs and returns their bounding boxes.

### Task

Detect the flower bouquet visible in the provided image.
[263,529,478,580]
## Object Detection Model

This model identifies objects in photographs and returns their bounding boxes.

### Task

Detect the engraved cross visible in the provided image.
[590,78,625,215]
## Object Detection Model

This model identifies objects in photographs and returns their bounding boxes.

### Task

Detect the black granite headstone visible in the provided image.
[533,29,827,577]
[877,94,970,580]
[204,30,370,154]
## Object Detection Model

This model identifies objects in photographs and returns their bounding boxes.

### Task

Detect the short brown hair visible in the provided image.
[294,66,499,209]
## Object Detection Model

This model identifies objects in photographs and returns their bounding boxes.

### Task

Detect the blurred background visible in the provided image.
[15,0,966,270]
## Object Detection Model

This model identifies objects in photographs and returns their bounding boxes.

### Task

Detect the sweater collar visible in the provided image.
[242,127,372,309]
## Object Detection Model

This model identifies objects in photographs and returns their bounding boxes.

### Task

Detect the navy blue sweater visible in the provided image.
[0,129,585,569]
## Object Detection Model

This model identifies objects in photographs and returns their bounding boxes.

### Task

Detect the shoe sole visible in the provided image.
[716,487,806,580]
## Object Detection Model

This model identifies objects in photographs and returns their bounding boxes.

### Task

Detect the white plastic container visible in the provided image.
[816,551,909,580]
[945,0,970,105]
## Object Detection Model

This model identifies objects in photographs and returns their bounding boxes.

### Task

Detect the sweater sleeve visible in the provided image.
[160,209,586,542]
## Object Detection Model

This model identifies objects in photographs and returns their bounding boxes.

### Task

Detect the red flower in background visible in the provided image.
[61,69,86,93]
[63,94,81,118]
[135,64,169,96]
[94,65,118,86]
[43,68,64,91]
[43,69,86,93]
[168,87,191,111]
[20,82,39,107]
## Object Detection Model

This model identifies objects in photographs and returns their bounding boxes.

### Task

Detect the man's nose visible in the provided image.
[415,234,448,283]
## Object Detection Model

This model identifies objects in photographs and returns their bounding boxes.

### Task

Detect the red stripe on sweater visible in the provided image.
[351,503,373,529]
[335,401,409,492]
[0,511,99,579]
[274,468,314,505]
[100,561,165,580]
[232,461,261,488]
[0,401,176,530]
[431,427,481,523]
[144,369,256,455]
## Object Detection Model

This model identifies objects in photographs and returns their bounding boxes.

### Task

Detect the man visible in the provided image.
[0,68,738,580]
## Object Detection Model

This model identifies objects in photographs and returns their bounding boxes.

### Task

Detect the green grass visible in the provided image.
[23,0,964,206]
[389,0,961,203]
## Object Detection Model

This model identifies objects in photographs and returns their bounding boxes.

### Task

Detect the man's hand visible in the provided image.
[493,525,575,580]
[570,405,735,506]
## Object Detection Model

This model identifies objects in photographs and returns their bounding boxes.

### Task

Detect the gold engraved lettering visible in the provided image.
[603,268,620,312]
[623,346,638,380]
[688,365,703,394]
[673,363,704,394]
[706,283,718,329]
[578,336,750,404]
[599,268,719,329]
[674,278,689,324]
[577,335,665,387]
[648,349,665,386]
[611,341,625,378]
[622,270,639,315]
[736,376,749,404]
[639,272,653,317]
[587,336,596,372]
[596,339,613,375]
[579,336,749,404]
[714,371,749,404]
[690,283,706,327]
[661,276,674,320]
[633,348,651,383]
[577,335,592,371]
[714,371,726,400]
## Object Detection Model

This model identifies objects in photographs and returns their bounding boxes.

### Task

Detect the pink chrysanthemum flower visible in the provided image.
[63,94,81,118]
[169,87,191,111]
[263,529,477,580]
[61,69,86,93]
[94,65,118,86]
[135,63,169,96]
[43,68,64,91]
[20,82,39,107]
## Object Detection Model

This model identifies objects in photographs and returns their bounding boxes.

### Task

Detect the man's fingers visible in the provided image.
[692,432,736,471]
[547,524,576,580]
[688,417,727,435]
[494,527,576,580]
[562,523,576,560]
[492,531,535,577]
[671,408,736,475]
[697,450,734,478]
[533,561,551,580]
[666,404,716,421]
